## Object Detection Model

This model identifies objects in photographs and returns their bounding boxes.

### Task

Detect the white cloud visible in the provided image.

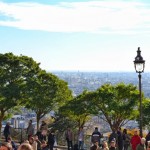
[0,1,150,33]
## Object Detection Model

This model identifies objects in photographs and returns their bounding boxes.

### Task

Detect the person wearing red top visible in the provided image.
[130,130,141,150]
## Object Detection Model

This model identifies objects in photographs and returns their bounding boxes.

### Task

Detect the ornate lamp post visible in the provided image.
[134,47,145,137]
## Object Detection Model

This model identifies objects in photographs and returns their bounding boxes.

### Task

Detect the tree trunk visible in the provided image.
[36,115,40,131]
[0,110,5,138]
[109,121,121,131]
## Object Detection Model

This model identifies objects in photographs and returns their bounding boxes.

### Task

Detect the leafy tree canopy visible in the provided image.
[92,83,139,130]
[0,52,41,132]
[59,90,95,128]
[25,70,73,129]
[142,98,150,127]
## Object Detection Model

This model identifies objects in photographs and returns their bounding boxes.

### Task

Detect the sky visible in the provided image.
[0,0,150,72]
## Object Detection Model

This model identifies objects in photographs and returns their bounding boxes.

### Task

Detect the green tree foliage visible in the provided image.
[59,90,95,128]
[142,98,150,127]
[0,53,41,132]
[25,70,73,129]
[93,83,139,130]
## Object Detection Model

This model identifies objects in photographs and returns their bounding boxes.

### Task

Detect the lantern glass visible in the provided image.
[135,63,144,73]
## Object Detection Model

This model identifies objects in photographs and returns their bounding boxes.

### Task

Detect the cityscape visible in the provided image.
[53,71,150,98]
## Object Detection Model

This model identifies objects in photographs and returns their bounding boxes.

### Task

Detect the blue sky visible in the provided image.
[0,0,150,72]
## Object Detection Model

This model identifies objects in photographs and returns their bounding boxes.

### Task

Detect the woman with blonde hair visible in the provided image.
[102,141,109,150]
[18,143,33,150]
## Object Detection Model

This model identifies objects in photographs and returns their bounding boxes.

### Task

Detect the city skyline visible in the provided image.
[0,0,150,72]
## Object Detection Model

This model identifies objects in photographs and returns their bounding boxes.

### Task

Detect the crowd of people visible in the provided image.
[1,120,55,150]
[90,127,150,150]
[1,121,150,150]
[64,126,150,150]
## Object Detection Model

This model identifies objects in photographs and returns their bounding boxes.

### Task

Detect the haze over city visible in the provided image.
[1,0,150,72]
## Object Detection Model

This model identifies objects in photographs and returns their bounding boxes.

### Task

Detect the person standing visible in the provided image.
[65,127,73,150]
[117,127,123,150]
[27,120,34,140]
[3,122,11,142]
[122,129,130,150]
[39,121,48,142]
[48,130,55,150]
[146,132,150,149]
[91,127,102,146]
[78,127,84,150]
[130,130,141,150]
[109,129,118,145]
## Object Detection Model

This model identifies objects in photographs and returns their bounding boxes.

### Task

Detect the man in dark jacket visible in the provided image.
[146,131,150,148]
[48,130,55,150]
[117,127,123,150]
[91,127,102,146]
[4,122,11,142]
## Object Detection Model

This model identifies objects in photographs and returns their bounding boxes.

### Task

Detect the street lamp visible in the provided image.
[134,47,145,137]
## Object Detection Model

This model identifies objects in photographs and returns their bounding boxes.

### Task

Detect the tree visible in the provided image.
[0,53,41,133]
[25,70,73,130]
[59,90,95,128]
[93,83,139,130]
[142,98,150,128]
